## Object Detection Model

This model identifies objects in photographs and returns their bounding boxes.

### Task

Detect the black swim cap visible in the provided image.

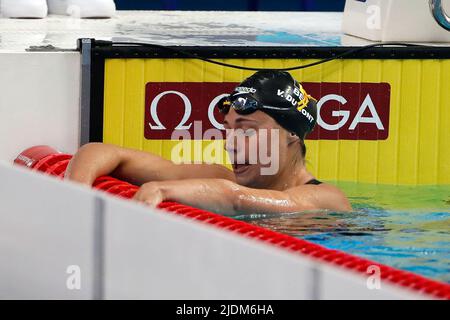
[229,70,317,139]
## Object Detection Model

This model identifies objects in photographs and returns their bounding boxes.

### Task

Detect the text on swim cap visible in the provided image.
[276,89,314,123]
[300,108,314,123]
[277,89,298,106]
[235,86,257,94]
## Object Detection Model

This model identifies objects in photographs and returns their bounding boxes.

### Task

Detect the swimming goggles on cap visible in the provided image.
[217,94,288,115]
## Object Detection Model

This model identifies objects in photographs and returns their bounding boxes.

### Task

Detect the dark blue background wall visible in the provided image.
[114,0,346,11]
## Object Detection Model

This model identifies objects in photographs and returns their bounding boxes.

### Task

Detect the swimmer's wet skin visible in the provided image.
[65,71,351,214]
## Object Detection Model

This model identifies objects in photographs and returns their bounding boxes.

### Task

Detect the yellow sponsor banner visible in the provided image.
[103,58,450,185]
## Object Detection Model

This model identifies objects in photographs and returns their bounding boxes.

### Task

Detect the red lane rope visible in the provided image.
[23,152,450,299]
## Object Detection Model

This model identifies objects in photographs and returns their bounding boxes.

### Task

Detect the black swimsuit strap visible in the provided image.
[305,178,322,185]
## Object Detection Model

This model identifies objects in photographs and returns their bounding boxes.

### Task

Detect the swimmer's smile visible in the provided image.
[232,162,251,175]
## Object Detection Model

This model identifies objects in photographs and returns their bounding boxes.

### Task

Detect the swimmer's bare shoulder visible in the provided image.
[65,142,235,186]
[285,182,352,212]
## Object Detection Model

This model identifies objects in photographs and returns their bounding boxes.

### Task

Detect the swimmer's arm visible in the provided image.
[231,184,352,213]
[65,143,235,186]
[133,179,351,214]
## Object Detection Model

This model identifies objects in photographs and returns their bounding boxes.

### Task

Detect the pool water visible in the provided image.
[234,182,450,284]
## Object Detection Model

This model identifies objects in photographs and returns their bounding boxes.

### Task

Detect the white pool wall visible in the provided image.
[0,163,428,299]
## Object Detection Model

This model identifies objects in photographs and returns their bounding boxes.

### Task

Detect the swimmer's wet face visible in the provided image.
[223,108,297,189]
[218,70,318,189]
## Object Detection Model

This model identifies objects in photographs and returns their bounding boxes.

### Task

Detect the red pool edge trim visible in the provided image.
[25,153,450,300]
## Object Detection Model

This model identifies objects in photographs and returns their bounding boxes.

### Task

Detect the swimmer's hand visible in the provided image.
[132,181,165,208]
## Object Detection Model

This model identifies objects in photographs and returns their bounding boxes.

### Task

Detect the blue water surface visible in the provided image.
[235,183,450,283]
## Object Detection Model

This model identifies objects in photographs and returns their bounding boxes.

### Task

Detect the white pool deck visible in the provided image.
[0,10,375,52]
